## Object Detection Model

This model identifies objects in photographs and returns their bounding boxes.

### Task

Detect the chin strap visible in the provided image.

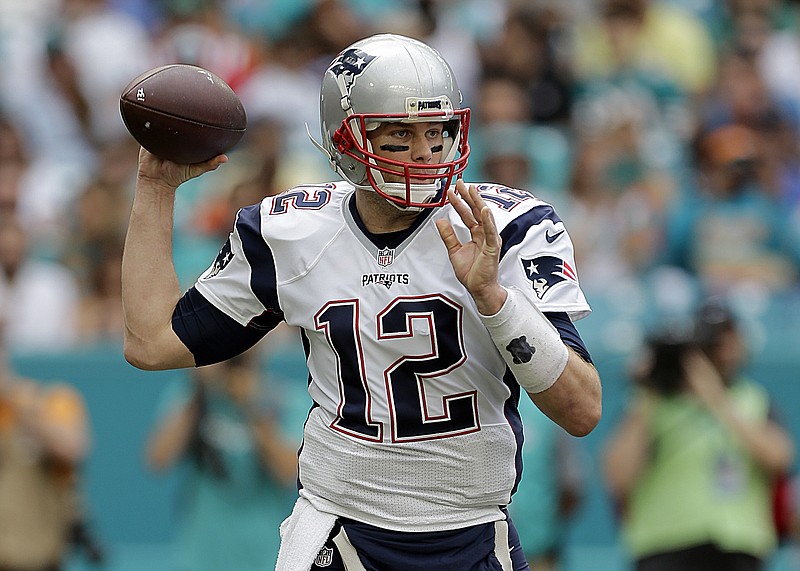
[375,180,443,210]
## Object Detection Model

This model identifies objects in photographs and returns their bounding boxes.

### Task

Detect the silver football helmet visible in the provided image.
[314,34,470,210]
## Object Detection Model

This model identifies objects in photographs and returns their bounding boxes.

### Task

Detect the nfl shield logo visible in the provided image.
[377,247,394,267]
[314,546,334,567]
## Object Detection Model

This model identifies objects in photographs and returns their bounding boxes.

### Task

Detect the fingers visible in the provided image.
[187,153,228,178]
[455,180,486,223]
[138,148,228,191]
[139,147,227,170]
[452,181,500,252]
[448,185,478,230]
[203,153,229,170]
[435,217,461,255]
[480,201,501,253]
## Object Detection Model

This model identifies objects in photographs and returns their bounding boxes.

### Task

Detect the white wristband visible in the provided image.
[479,286,569,393]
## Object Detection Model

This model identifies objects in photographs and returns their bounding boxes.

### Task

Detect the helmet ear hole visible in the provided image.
[443,119,459,140]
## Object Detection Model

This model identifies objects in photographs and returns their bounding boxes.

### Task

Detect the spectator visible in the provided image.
[662,123,800,294]
[71,238,125,344]
[62,139,138,343]
[57,0,154,145]
[603,297,795,571]
[235,1,370,190]
[469,74,574,199]
[145,348,298,571]
[0,214,80,353]
[699,47,798,139]
[152,0,259,91]
[474,74,533,126]
[571,0,717,98]
[478,4,574,126]
[408,0,483,109]
[564,94,677,293]
[757,4,800,120]
[189,118,285,242]
[0,338,92,570]
[0,113,83,255]
[478,123,536,192]
[0,135,26,216]
[697,46,800,214]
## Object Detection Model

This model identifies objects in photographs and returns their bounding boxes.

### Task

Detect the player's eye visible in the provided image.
[426,128,444,140]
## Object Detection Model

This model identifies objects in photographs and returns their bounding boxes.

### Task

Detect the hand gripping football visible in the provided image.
[120,64,247,164]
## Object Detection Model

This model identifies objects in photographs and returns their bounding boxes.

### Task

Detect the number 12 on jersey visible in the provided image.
[314,294,480,443]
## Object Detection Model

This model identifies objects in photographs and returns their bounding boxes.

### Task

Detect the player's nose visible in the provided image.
[410,135,434,164]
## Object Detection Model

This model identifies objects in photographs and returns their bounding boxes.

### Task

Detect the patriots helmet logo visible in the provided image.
[329,48,376,81]
[203,239,234,279]
[521,255,577,299]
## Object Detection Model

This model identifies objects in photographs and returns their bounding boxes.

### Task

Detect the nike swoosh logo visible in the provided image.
[545,229,565,243]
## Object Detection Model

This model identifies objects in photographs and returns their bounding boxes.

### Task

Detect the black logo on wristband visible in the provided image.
[506,336,536,364]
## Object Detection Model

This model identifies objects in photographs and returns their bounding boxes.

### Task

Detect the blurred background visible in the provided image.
[1,0,799,570]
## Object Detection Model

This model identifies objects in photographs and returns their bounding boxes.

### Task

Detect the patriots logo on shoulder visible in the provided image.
[203,239,234,279]
[520,255,577,299]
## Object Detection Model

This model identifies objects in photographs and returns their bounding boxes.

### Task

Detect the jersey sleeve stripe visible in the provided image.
[236,203,283,325]
[498,204,562,261]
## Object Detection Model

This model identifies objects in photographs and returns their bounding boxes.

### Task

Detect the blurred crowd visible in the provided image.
[1,0,799,354]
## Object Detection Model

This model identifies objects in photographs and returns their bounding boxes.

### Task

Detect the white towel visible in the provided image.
[275,495,338,571]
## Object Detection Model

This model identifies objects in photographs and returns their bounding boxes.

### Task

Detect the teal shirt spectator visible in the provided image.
[663,181,800,292]
[152,371,297,571]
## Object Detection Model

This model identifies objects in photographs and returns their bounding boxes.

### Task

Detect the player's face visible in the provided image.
[367,121,445,184]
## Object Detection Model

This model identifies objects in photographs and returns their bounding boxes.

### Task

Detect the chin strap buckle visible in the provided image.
[332,126,353,153]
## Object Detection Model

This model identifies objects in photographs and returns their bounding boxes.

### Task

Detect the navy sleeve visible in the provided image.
[172,287,282,366]
[544,311,593,364]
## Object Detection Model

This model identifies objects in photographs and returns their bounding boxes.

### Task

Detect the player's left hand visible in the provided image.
[436,180,507,315]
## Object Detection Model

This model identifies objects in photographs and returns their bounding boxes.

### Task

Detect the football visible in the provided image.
[120,64,247,164]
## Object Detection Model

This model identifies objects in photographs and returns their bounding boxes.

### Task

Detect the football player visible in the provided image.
[122,34,602,571]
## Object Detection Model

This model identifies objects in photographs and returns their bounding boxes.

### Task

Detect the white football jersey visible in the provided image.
[193,181,591,532]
